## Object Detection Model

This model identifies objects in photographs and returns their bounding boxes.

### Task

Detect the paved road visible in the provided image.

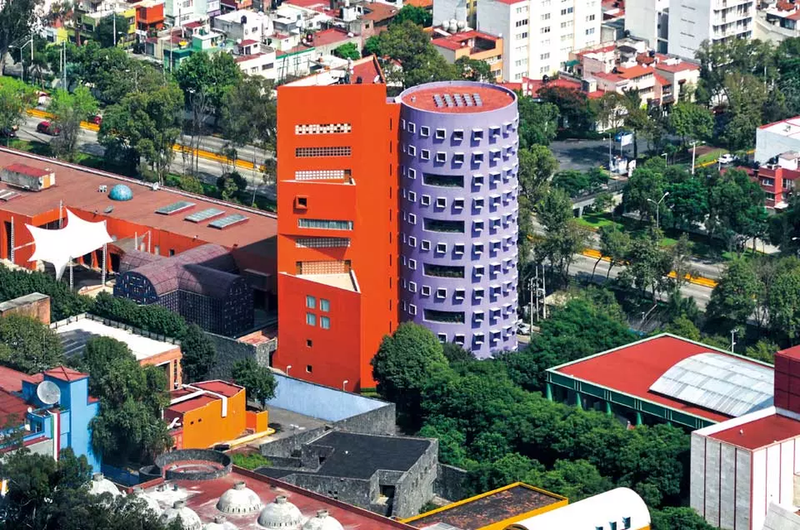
[568,252,712,309]
[549,137,638,171]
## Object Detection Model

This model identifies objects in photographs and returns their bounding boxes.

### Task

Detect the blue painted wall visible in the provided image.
[266,374,388,422]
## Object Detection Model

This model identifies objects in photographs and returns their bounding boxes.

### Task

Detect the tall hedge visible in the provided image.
[0,266,92,321]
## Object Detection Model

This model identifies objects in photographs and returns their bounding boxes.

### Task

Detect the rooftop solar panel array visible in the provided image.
[209,213,248,229]
[156,201,195,215]
[0,190,20,201]
[185,208,225,223]
[431,93,485,108]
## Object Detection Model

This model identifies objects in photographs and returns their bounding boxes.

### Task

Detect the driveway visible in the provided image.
[549,138,638,171]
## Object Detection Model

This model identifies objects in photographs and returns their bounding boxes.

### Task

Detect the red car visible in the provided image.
[37,121,60,136]
[88,114,102,126]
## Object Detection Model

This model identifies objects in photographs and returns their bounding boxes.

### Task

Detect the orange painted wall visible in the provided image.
[245,409,269,433]
[139,346,183,389]
[274,84,398,391]
[165,388,247,449]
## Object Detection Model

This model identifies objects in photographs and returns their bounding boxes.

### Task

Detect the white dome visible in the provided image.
[257,495,303,528]
[217,481,263,515]
[303,510,344,530]
[132,486,162,515]
[160,500,203,530]
[203,515,238,530]
[88,473,121,497]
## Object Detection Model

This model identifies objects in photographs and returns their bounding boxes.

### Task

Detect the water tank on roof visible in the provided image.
[109,184,133,201]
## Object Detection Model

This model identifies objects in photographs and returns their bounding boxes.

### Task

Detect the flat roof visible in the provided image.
[550,334,773,423]
[759,116,800,138]
[142,467,416,529]
[403,483,566,530]
[0,149,277,259]
[55,317,178,361]
[400,82,515,113]
[709,412,800,450]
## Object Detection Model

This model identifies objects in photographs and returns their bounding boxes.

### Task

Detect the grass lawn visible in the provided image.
[575,211,623,230]
[696,148,727,166]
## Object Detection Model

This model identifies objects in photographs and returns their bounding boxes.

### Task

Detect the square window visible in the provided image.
[490,149,501,161]
[320,299,330,312]
[408,236,417,247]
[490,126,501,137]
[454,334,465,345]
[474,265,485,276]
[436,242,447,253]
[473,152,484,163]
[408,191,417,202]
[474,333,485,344]
[474,198,485,209]
[420,125,430,137]
[306,295,316,309]
[306,365,313,373]
[421,149,430,160]
[474,312,485,322]
[409,281,417,292]
[474,220,485,231]
[421,240,431,251]
[408,122,416,133]
[436,287,447,299]
[295,196,308,209]
[473,174,484,186]
[408,213,417,224]
[437,333,447,343]
[474,288,485,299]
[455,288,466,299]
[408,168,417,179]
[409,304,417,315]
[474,243,484,254]
[453,153,465,164]
[435,152,447,163]
[306,312,316,326]
[409,259,417,270]
[454,243,465,254]
[454,198,465,209]
[435,128,446,140]
[320,316,330,329]
[435,197,447,208]
[421,285,431,296]
[306,339,313,347]
[421,195,431,206]
[472,128,484,141]
[408,145,417,157]
[453,129,464,141]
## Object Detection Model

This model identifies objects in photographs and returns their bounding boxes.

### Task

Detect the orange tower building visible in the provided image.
[274,84,399,391]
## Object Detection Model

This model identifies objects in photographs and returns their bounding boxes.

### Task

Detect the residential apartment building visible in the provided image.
[477,0,602,81]
[432,30,504,82]
[668,0,754,59]
[273,83,399,392]
[625,0,669,53]
[755,1,800,43]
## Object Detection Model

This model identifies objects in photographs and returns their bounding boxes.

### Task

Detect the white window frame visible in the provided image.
[421,285,431,296]
[436,242,447,254]
[420,125,430,137]
[435,128,446,140]
[435,152,447,163]
[421,239,431,251]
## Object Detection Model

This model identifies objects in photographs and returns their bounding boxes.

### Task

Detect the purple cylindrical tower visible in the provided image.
[398,81,519,357]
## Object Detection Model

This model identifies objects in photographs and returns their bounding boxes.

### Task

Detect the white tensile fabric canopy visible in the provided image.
[26,209,113,280]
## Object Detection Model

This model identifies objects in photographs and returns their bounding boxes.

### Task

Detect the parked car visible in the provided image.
[718,153,737,165]
[0,126,18,138]
[88,114,102,126]
[516,321,531,335]
[36,121,60,136]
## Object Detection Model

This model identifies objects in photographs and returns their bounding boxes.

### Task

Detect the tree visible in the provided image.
[528,459,614,501]
[665,174,708,230]
[333,42,360,60]
[99,80,183,184]
[623,166,665,222]
[651,507,715,530]
[180,323,217,382]
[0,77,35,145]
[0,315,65,374]
[618,230,672,303]
[371,323,449,425]
[663,315,702,341]
[718,72,769,151]
[767,260,800,343]
[454,56,493,82]
[621,88,647,159]
[707,258,759,324]
[393,4,432,26]
[93,13,129,48]
[552,170,590,197]
[594,225,630,279]
[442,342,474,364]
[363,35,382,57]
[418,416,468,468]
[518,145,559,205]
[745,339,778,364]
[219,76,277,175]
[374,21,457,89]
[706,168,768,254]
[0,0,41,61]
[592,92,625,132]
[517,96,559,147]
[217,171,247,201]
[0,265,92,321]
[535,188,590,284]
[174,52,243,113]
[669,101,713,145]
[231,358,277,406]
[48,87,98,161]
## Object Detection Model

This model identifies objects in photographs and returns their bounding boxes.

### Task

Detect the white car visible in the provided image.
[718,153,737,165]
[516,322,531,335]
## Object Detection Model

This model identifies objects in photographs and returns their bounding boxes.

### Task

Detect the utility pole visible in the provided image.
[691,141,697,175]
[529,275,536,326]
[61,41,66,89]
[113,13,116,46]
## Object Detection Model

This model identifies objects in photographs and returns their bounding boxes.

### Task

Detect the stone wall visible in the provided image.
[259,426,328,459]
[392,439,438,519]
[289,473,374,512]
[155,449,232,481]
[206,331,275,380]
[333,403,396,435]
[434,464,469,503]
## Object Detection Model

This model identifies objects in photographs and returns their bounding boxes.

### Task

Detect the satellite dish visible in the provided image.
[36,381,61,405]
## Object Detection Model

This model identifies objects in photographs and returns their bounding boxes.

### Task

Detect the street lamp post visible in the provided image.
[647,191,670,230]
[691,141,698,175]
[730,328,738,353]
[342,380,349,391]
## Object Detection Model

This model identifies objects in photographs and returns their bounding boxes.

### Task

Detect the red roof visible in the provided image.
[310,28,352,48]
[191,380,243,398]
[43,366,88,382]
[617,64,652,80]
[401,84,515,113]
[432,30,501,51]
[167,380,243,414]
[0,388,31,419]
[404,0,432,7]
[167,394,217,414]
[654,72,671,87]
[553,335,770,423]
[709,412,800,450]
[239,39,258,46]
[351,55,385,84]
[0,365,40,394]
[653,54,700,73]
[362,2,399,22]
[492,0,525,5]
[4,163,51,177]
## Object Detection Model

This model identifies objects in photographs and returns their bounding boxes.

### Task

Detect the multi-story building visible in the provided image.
[477,0,602,81]
[397,82,520,357]
[668,0,755,59]
[432,30,504,83]
[273,82,398,392]
[625,0,669,53]
[755,1,800,43]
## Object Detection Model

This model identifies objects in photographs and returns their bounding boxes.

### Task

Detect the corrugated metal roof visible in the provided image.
[649,352,773,417]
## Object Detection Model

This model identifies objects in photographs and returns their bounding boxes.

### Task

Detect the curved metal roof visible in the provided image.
[649,352,773,418]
